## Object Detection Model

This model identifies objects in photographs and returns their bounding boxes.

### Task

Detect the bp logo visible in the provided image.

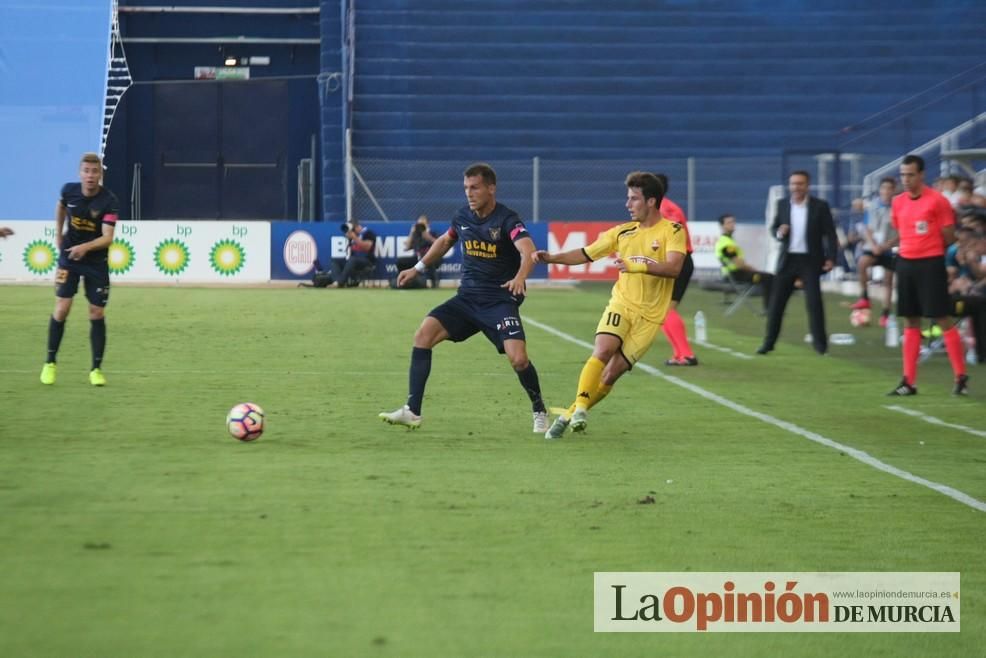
[108,239,135,275]
[209,239,246,276]
[154,239,190,275]
[23,240,57,275]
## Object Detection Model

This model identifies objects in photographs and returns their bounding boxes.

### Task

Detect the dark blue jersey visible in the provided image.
[60,183,119,263]
[447,202,530,302]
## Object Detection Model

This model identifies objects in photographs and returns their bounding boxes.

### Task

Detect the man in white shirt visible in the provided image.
[757,170,838,355]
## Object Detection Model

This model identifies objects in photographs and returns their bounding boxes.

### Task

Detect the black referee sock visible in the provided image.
[90,318,106,370]
[516,362,546,413]
[46,316,66,363]
[406,347,431,415]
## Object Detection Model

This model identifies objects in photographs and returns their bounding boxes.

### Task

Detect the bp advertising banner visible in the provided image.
[270,221,549,282]
[0,220,270,283]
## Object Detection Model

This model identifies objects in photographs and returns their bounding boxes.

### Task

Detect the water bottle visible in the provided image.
[884,315,899,348]
[694,310,707,342]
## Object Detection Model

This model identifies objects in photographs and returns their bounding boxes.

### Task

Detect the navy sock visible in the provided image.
[47,316,65,363]
[516,362,546,413]
[406,347,432,415]
[90,318,106,370]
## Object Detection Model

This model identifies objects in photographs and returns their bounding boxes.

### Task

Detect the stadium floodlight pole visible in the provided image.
[344,129,353,223]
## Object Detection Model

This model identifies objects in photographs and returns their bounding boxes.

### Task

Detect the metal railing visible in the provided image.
[862,112,986,198]
[346,155,788,224]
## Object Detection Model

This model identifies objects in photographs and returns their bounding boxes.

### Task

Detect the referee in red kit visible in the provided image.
[888,154,968,396]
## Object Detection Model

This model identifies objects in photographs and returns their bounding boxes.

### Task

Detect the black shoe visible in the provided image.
[755,345,772,355]
[953,374,970,396]
[664,356,699,366]
[887,379,917,396]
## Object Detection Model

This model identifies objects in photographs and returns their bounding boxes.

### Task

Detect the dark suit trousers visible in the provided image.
[763,253,828,353]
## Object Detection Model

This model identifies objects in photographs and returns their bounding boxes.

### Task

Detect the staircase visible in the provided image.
[101,0,132,159]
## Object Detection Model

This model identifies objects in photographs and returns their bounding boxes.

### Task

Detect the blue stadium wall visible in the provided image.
[0,2,111,220]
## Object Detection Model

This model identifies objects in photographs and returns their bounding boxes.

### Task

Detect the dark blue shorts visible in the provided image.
[428,293,525,354]
[55,256,110,307]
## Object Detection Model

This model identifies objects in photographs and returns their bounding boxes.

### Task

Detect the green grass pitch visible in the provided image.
[0,283,983,656]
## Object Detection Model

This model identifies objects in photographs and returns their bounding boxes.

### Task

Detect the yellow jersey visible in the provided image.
[584,219,687,324]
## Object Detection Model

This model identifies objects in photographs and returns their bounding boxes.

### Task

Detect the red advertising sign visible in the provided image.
[546,221,623,280]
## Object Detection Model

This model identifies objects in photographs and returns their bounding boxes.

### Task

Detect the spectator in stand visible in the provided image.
[655,173,699,366]
[950,223,986,363]
[947,224,977,294]
[851,177,899,327]
[937,175,960,206]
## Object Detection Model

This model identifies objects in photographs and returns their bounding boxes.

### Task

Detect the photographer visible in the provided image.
[403,215,440,288]
[330,219,377,287]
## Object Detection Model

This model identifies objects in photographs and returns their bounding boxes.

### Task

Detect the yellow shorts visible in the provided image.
[594,300,662,366]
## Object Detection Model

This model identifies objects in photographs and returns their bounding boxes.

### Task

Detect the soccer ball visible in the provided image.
[849,308,871,327]
[227,403,265,441]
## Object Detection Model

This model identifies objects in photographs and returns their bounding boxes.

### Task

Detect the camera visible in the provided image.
[413,221,426,235]
[339,222,354,233]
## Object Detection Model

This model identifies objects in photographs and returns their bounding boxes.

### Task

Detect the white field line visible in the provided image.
[0,369,515,377]
[526,317,986,513]
[695,339,754,360]
[884,405,986,439]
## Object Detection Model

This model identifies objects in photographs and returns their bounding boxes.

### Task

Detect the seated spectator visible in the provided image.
[851,177,898,327]
[937,174,961,206]
[714,213,774,312]
[329,219,377,287]
[947,225,977,295]
[950,225,986,362]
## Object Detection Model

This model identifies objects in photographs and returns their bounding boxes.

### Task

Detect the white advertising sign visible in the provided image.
[0,220,271,283]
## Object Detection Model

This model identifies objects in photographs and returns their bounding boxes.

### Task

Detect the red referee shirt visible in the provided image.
[891,185,954,259]
[660,197,693,254]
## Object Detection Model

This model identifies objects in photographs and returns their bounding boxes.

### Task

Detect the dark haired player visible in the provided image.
[40,152,119,386]
[379,163,548,432]
[887,154,967,396]
[534,171,686,439]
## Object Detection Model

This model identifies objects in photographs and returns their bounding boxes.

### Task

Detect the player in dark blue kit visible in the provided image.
[379,163,549,433]
[40,152,119,386]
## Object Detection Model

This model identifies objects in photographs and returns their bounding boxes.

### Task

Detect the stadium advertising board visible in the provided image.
[0,220,270,283]
[270,221,549,282]
[545,220,725,280]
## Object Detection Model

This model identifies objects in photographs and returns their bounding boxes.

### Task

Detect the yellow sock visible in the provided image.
[594,383,613,409]
[566,382,613,418]
[573,356,605,412]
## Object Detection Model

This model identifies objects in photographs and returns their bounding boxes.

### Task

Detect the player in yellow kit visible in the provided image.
[533,171,686,439]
